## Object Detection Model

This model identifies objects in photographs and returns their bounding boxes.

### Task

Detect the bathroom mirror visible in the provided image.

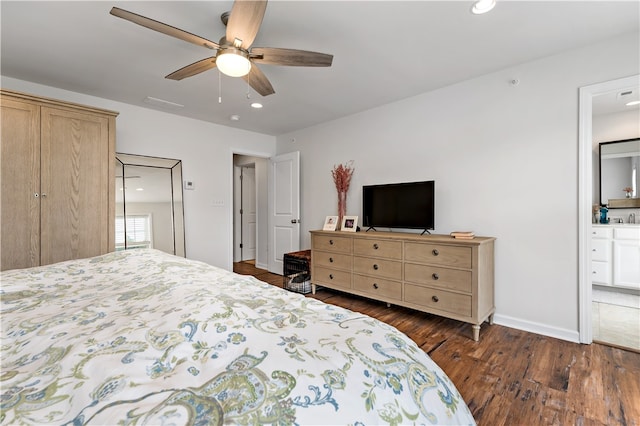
[599,138,640,208]
[115,153,185,256]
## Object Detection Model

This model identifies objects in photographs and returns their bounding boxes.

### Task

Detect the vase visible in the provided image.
[626,192,632,199]
[337,191,347,229]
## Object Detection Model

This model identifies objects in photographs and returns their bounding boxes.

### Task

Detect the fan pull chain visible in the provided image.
[218,70,222,104]
[246,69,251,99]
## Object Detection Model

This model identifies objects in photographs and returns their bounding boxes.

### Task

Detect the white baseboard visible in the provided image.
[255,261,268,270]
[492,314,581,343]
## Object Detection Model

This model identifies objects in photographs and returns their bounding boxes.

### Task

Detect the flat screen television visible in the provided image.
[362,180,435,233]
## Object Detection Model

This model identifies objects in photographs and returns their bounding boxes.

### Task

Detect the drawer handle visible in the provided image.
[593,271,597,274]
[432,249,439,256]
[432,295,439,302]
[329,239,334,245]
[329,274,334,279]
[373,264,379,270]
[373,283,379,289]
[592,248,597,252]
[432,273,439,280]
[373,243,379,249]
[329,257,334,263]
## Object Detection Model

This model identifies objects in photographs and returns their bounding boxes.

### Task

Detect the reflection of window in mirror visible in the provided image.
[115,215,152,250]
[115,154,186,257]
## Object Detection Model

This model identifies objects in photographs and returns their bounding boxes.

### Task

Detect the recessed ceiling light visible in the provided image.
[626,100,640,106]
[230,114,240,121]
[471,0,496,14]
[251,102,263,109]
[136,188,144,191]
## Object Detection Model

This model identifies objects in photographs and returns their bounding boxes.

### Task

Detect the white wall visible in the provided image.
[276,32,640,341]
[2,76,276,269]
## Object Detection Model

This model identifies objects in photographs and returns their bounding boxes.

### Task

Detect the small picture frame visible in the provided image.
[341,215,358,232]
[323,215,339,231]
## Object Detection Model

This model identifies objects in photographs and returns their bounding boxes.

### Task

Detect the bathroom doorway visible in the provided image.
[580,75,640,352]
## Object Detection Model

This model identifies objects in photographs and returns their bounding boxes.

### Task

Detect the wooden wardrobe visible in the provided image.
[1,89,117,271]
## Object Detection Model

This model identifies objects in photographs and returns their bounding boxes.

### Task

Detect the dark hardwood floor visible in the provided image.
[234,261,640,426]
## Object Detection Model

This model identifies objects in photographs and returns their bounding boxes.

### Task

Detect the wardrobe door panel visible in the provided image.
[0,98,40,270]
[40,107,110,265]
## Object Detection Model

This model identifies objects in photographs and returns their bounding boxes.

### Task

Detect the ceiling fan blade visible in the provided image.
[250,47,333,67]
[110,7,219,50]
[165,57,217,80]
[243,64,275,96]
[225,0,267,49]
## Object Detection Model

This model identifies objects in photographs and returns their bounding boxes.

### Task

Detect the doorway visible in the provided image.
[233,154,267,268]
[579,74,640,351]
[231,151,301,274]
[236,165,256,261]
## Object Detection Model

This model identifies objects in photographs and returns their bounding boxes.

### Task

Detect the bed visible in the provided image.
[1,249,475,425]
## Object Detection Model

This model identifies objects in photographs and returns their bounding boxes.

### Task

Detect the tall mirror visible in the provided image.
[115,153,186,256]
[599,138,640,208]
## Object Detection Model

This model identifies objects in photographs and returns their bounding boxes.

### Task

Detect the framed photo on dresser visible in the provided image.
[323,216,339,231]
[341,216,358,232]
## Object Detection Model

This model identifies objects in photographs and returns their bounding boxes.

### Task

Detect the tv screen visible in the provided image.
[362,181,435,231]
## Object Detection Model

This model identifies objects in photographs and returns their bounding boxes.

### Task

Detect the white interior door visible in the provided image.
[241,166,257,261]
[268,151,300,274]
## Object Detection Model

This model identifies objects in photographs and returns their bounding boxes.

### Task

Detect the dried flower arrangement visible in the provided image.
[331,161,355,227]
[623,187,633,198]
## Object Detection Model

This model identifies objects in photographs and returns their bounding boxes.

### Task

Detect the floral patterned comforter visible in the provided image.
[1,249,475,425]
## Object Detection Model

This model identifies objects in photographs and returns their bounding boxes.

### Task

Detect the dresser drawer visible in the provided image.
[591,226,612,239]
[353,274,402,300]
[313,251,352,270]
[591,261,611,285]
[405,243,472,269]
[353,238,402,259]
[312,235,352,254]
[313,266,351,290]
[591,239,611,262]
[404,284,472,317]
[353,256,402,280]
[404,263,472,293]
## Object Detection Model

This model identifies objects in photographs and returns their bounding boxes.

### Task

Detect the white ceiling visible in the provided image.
[1,1,639,136]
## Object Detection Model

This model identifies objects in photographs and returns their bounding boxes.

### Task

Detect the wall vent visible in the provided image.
[143,96,184,109]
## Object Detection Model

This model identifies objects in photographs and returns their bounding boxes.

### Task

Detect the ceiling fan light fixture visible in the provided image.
[471,0,496,14]
[216,48,251,77]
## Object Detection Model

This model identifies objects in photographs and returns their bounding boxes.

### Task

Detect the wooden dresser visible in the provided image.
[310,230,496,341]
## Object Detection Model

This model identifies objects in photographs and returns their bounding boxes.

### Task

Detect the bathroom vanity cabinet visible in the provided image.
[591,224,640,289]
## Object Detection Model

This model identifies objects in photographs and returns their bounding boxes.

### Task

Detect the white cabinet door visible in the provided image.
[613,240,640,289]
[592,261,611,285]
[591,239,611,262]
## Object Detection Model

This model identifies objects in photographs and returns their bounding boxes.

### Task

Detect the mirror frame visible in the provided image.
[115,153,186,257]
[598,138,640,208]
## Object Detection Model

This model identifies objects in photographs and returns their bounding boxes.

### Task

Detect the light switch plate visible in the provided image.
[183,180,195,190]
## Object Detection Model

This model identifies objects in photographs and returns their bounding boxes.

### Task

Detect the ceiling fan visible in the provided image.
[110,1,333,96]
